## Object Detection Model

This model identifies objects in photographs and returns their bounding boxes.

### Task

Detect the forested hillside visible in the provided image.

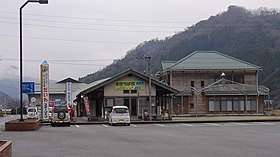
[79,6,280,102]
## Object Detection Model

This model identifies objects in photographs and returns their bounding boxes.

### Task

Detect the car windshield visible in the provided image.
[54,106,67,113]
[28,108,36,112]
[114,108,127,113]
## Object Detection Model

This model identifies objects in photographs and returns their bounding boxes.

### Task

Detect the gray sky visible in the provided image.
[0,0,279,82]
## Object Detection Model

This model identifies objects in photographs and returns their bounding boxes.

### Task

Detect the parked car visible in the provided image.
[51,105,70,127]
[27,107,39,119]
[108,106,130,126]
[11,106,27,115]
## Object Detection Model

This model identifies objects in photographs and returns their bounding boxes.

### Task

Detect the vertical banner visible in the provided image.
[40,60,49,120]
[66,82,72,108]
[83,96,91,116]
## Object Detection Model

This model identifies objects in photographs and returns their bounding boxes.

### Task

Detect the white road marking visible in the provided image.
[155,124,165,127]
[181,123,193,127]
[253,122,274,125]
[205,123,221,126]
[131,124,137,127]
[102,124,109,128]
[232,123,248,126]
[75,125,80,128]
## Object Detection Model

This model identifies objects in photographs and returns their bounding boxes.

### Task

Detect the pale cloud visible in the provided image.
[0,0,279,81]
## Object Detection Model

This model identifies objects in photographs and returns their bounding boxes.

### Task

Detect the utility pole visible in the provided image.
[4,96,6,115]
[137,55,152,121]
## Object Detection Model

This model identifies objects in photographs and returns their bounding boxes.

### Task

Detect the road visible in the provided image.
[1,122,280,157]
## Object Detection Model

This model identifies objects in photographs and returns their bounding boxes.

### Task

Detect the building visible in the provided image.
[74,69,178,119]
[159,50,269,115]
[27,77,86,108]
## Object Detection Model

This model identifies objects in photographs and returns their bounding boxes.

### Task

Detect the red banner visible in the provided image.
[83,97,91,116]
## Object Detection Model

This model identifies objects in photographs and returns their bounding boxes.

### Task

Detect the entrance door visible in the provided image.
[131,98,137,116]
[124,98,129,108]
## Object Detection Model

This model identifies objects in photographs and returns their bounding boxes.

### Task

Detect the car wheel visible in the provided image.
[51,122,55,127]
[127,123,130,126]
[58,112,66,120]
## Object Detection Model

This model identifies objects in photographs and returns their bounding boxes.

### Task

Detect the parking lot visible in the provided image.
[1,122,280,157]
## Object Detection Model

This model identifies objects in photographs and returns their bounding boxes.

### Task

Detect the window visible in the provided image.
[201,81,204,87]
[173,97,181,106]
[246,99,257,111]
[191,81,194,87]
[227,100,232,111]
[190,103,194,109]
[240,100,245,111]
[251,100,257,110]
[105,98,114,107]
[209,98,214,111]
[246,100,251,111]
[233,99,239,111]
[221,99,227,111]
[123,90,129,94]
[233,75,244,84]
[131,90,137,94]
[214,99,220,111]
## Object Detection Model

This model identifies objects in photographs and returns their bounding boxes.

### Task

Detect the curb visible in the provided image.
[40,119,280,126]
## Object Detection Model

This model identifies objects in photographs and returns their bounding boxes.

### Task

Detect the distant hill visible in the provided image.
[0,91,14,108]
[79,6,280,101]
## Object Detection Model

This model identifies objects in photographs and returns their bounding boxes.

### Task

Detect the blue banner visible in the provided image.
[22,82,35,94]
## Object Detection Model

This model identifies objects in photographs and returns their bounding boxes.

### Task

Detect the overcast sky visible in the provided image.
[0,0,279,82]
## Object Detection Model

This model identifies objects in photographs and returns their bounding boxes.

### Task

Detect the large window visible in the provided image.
[246,99,257,111]
[208,97,257,112]
[173,97,181,106]
[221,99,227,111]
[233,75,244,84]
[105,98,114,107]
[209,74,244,84]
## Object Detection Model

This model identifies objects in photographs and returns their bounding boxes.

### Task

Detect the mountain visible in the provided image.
[0,78,19,99]
[79,6,280,101]
[0,91,14,108]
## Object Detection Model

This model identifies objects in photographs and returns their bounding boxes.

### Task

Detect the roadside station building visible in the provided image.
[159,51,269,115]
[74,69,178,119]
[27,78,86,108]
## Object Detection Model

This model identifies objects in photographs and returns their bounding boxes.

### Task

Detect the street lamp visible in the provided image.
[19,0,48,121]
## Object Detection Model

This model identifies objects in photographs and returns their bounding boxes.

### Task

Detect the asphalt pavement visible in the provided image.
[1,122,280,157]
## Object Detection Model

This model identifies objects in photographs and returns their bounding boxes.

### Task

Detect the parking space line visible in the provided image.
[253,122,274,125]
[102,124,109,128]
[75,125,80,128]
[232,123,248,126]
[205,123,221,126]
[181,123,193,127]
[155,124,165,127]
[131,124,137,127]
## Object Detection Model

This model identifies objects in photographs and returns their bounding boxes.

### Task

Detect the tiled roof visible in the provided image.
[162,51,261,71]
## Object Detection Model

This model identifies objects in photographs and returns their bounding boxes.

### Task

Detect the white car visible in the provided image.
[108,106,130,126]
[27,107,39,119]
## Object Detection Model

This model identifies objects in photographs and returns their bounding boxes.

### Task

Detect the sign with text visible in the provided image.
[22,82,34,93]
[66,82,72,108]
[115,81,145,90]
[40,60,49,120]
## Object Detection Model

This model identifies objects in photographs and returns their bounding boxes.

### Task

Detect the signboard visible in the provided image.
[40,60,49,120]
[115,81,145,90]
[66,82,72,108]
[83,97,91,116]
[22,82,34,93]
[55,99,61,106]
